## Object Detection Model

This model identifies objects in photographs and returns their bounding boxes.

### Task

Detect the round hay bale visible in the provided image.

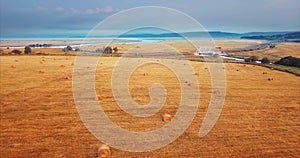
[40,61,44,64]
[11,65,16,68]
[96,95,102,100]
[14,59,18,62]
[39,70,45,74]
[98,144,111,158]
[162,113,172,123]
[267,77,273,81]
[60,65,65,67]
[59,154,66,158]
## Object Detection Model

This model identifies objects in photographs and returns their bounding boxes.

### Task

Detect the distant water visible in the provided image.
[0,33,244,49]
[0,36,184,48]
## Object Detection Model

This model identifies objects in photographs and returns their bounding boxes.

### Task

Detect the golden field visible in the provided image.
[0,52,299,157]
[226,42,300,62]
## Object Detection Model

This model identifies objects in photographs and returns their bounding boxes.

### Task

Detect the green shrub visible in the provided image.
[245,56,258,62]
[261,57,270,64]
[24,46,31,54]
[275,56,300,68]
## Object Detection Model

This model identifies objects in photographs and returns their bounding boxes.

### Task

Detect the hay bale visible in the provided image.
[96,95,101,100]
[60,65,65,67]
[40,61,44,64]
[59,154,66,158]
[14,59,18,62]
[162,113,172,123]
[98,144,111,158]
[39,70,45,74]
[11,65,16,68]
[267,77,273,81]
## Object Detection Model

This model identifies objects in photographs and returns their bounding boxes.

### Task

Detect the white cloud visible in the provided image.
[55,6,65,12]
[86,9,95,14]
[86,6,118,14]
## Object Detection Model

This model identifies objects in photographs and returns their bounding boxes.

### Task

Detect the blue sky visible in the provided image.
[0,0,299,37]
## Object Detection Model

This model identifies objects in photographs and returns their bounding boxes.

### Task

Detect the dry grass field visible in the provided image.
[1,54,299,157]
[227,42,300,62]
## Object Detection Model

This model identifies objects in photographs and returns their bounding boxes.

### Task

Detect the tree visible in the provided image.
[104,46,112,54]
[62,45,73,52]
[245,56,258,62]
[261,57,270,64]
[113,47,118,53]
[11,49,22,55]
[24,46,32,54]
[66,46,73,51]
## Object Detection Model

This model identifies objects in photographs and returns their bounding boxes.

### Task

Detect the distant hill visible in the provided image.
[119,31,300,40]
[119,31,242,39]
[275,56,300,68]
[241,31,294,36]
[240,32,300,42]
